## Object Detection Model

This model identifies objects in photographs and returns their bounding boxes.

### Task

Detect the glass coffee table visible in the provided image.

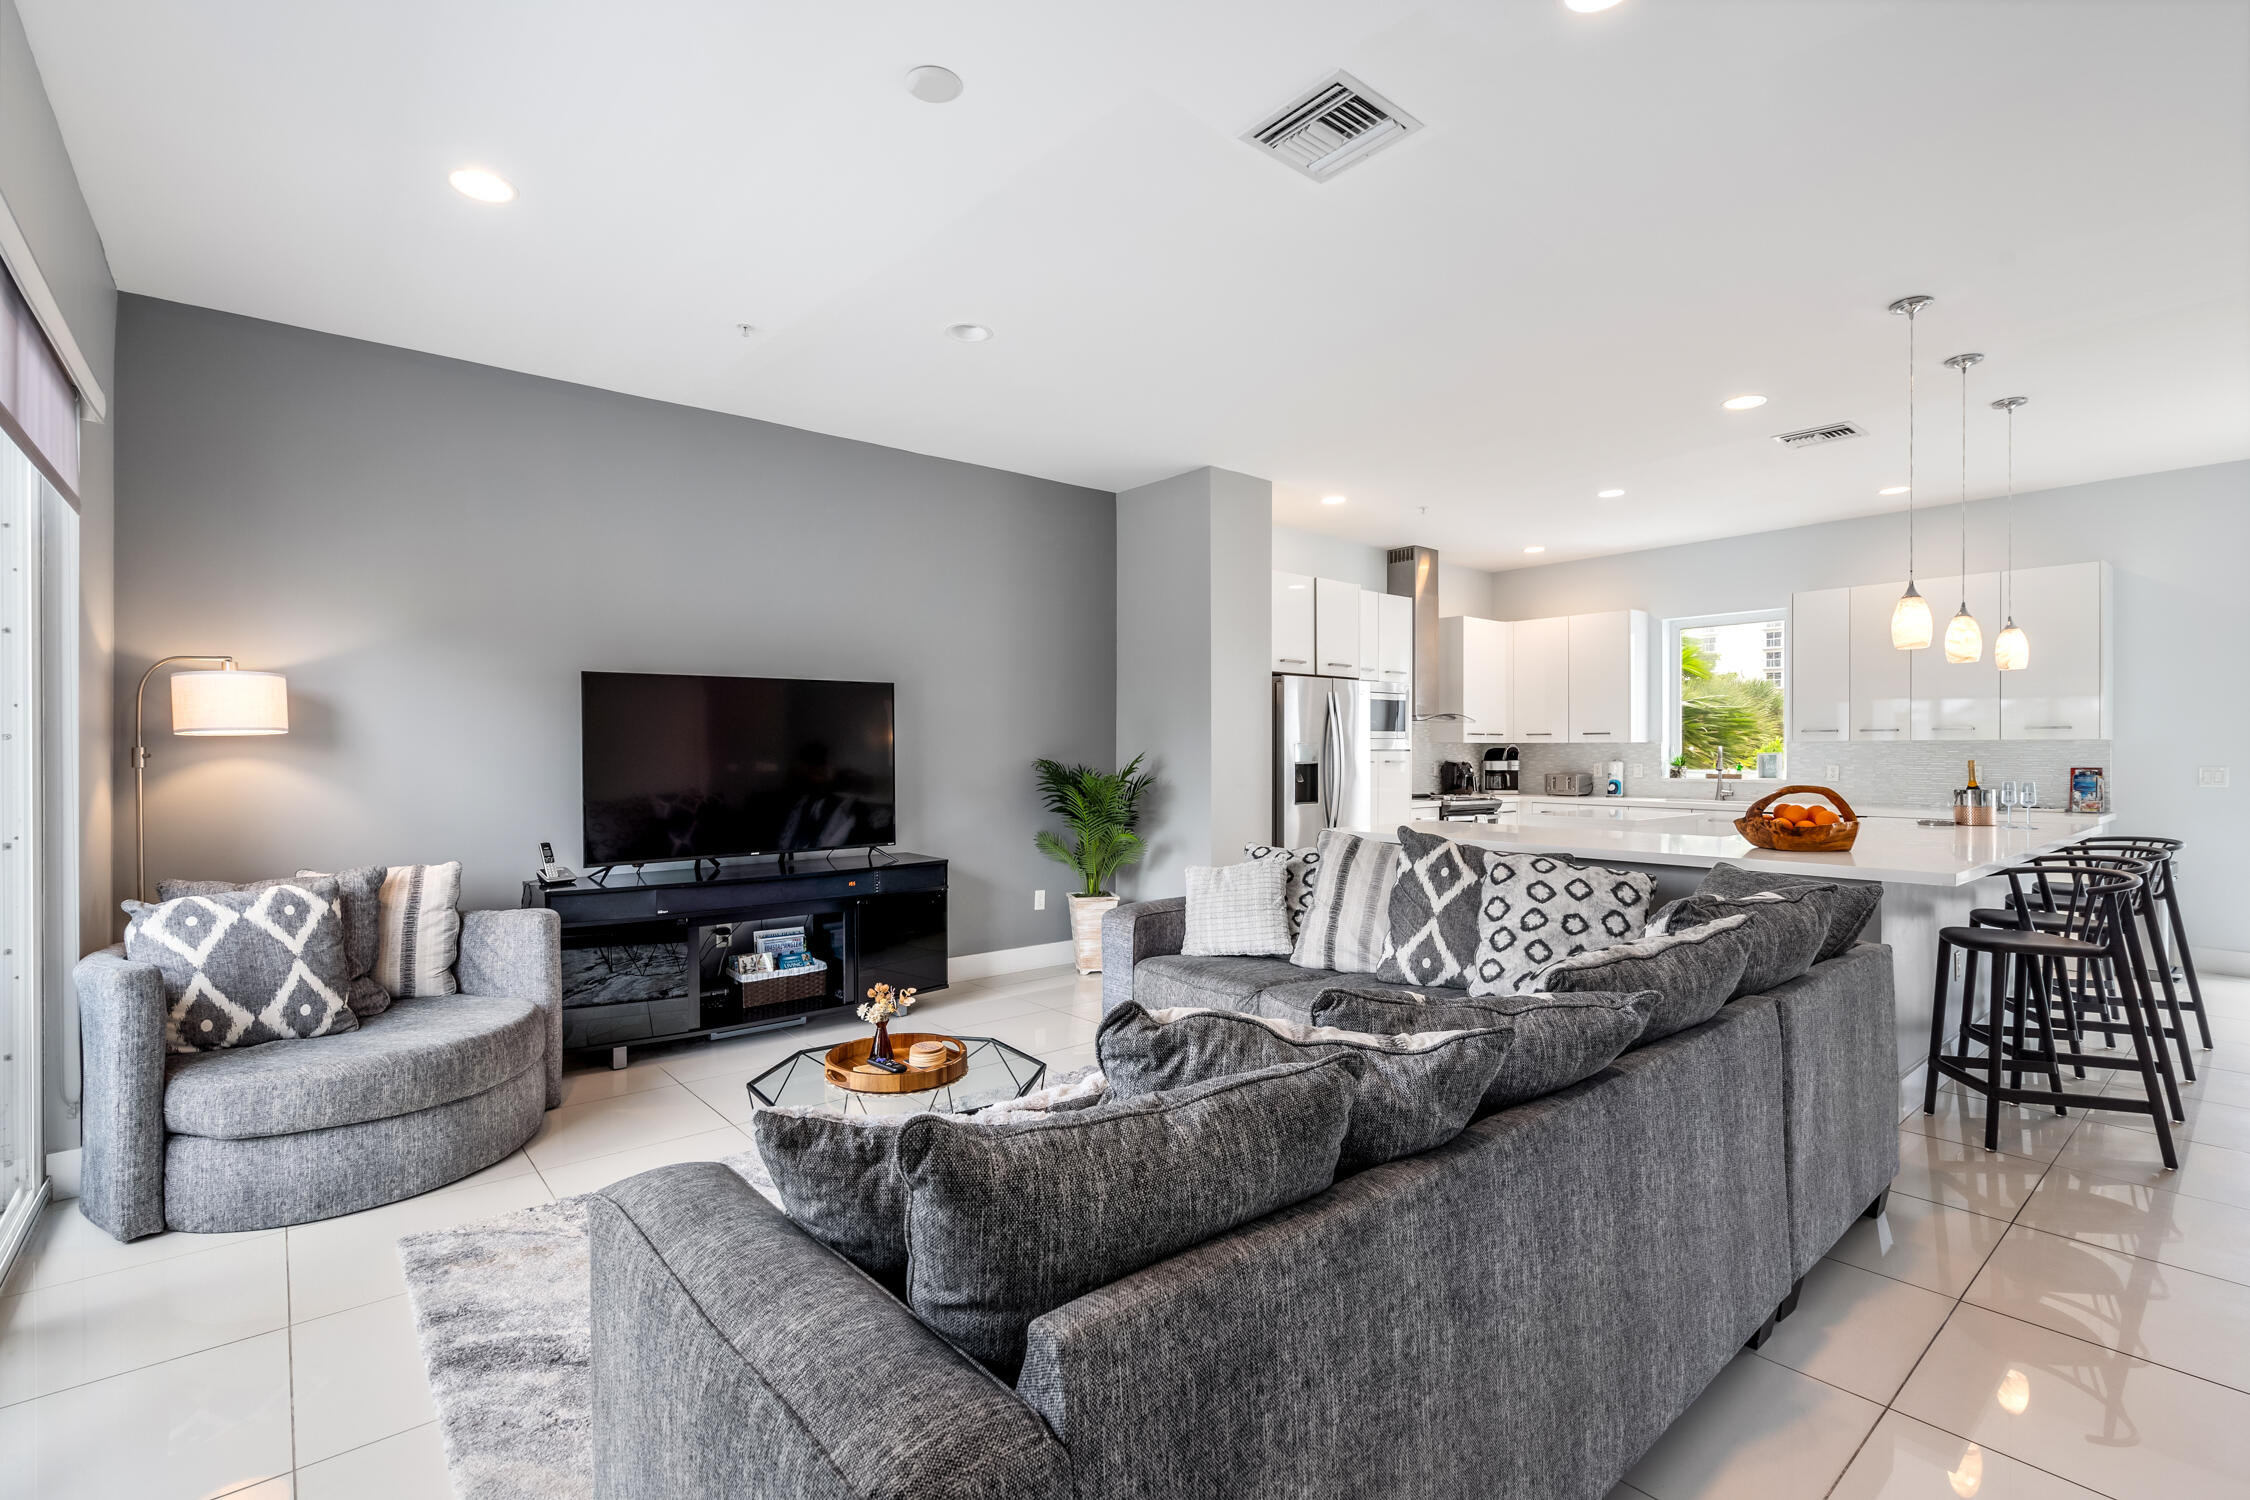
[747,1035,1048,1116]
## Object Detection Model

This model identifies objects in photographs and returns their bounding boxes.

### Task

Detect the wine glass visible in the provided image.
[2020,779,2038,826]
[1997,780,2018,830]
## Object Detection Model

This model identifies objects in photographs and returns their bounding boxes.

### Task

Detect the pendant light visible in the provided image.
[1992,395,2030,670]
[1940,350,1984,663]
[1887,295,1936,649]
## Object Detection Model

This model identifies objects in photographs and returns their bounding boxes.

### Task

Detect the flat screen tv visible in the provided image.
[581,671,896,866]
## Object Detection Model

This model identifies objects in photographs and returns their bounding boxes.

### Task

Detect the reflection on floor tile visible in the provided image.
[289,1295,438,1466]
[1901,1092,2082,1164]
[0,1199,278,1295]
[293,1422,449,1500]
[1894,1302,2250,1499]
[1967,1223,2250,1392]
[523,1082,731,1169]
[1892,1128,2050,1218]
[1753,1259,1955,1404]
[2053,1118,2250,1210]
[1829,1191,2012,1298]
[534,1124,750,1199]
[285,1171,555,1322]
[1621,1349,1882,1500]
[1829,1410,2108,1499]
[2015,1164,2250,1285]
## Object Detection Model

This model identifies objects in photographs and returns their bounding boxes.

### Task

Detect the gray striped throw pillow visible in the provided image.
[375,861,462,997]
[1288,828,1400,976]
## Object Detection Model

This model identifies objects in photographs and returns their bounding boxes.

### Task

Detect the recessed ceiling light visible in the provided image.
[907,65,964,103]
[447,167,515,204]
[1722,394,1768,411]
[946,323,992,342]
[1878,485,1910,495]
[1321,494,1348,506]
[1524,545,1546,554]
[1564,0,1626,11]
[1597,488,1625,499]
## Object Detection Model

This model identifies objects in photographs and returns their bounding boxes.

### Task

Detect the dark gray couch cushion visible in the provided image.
[162,993,543,1138]
[1376,828,1490,987]
[125,878,357,1052]
[1311,988,1654,1111]
[1131,954,1336,1014]
[1096,1000,1514,1170]
[160,866,390,1016]
[1537,915,1752,1044]
[1692,862,1881,963]
[896,1056,1358,1378]
[1661,886,1833,996]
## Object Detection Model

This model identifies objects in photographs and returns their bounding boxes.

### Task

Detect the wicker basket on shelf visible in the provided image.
[1735,784,1860,853]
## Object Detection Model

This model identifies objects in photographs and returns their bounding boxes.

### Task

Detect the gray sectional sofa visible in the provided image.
[73,906,562,1239]
[587,897,1898,1500]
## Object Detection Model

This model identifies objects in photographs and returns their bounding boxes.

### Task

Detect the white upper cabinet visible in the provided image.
[1511,614,1570,742]
[2000,562,2109,740]
[1438,616,1512,741]
[1566,610,1649,744]
[1790,588,1851,740]
[1314,578,1361,678]
[1911,572,2002,740]
[1847,582,1914,740]
[1377,593,1414,689]
[1272,571,1315,672]
[1357,590,1381,680]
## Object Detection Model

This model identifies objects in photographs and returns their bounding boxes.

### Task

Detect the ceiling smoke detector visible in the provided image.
[1771,421,1865,449]
[1244,71,1422,181]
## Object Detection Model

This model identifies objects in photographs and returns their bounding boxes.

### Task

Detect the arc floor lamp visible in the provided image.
[133,657,288,900]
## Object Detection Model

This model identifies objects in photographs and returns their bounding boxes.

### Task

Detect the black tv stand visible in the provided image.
[525,850,947,1067]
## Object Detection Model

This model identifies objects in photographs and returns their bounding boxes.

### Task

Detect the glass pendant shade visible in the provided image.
[1891,583,1934,650]
[1994,619,2029,671]
[1944,605,1983,664]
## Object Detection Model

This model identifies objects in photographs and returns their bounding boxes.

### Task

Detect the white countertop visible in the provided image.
[1403,804,2115,887]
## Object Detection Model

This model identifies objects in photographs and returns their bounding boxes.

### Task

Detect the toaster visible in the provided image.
[1543,771,1595,797]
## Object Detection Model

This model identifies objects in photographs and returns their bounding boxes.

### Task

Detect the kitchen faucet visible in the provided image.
[1712,746,1735,802]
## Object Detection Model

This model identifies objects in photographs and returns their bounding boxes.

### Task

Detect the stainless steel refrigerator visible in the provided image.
[1274,673,1373,846]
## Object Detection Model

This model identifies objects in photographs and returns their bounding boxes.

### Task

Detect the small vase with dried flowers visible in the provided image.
[858,982,918,1063]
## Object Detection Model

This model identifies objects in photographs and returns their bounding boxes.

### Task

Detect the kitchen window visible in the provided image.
[1667,611,1786,782]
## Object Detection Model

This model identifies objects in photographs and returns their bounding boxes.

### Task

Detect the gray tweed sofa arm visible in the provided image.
[590,1162,1071,1500]
[457,907,563,1108]
[1100,897,1186,1016]
[73,948,170,1241]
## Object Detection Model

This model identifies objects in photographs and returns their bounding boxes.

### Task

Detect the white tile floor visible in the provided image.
[3,967,2246,1500]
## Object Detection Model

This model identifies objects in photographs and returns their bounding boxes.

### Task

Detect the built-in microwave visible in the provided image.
[1368,687,1409,748]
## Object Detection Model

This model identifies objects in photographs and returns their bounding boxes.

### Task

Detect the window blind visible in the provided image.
[0,261,77,507]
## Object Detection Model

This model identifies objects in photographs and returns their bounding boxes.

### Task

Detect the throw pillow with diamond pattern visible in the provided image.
[1243,843,1322,939]
[122,876,358,1053]
[1465,854,1655,998]
[1375,828,1489,987]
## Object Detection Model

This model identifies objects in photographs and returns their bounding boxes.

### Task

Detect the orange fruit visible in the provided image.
[1810,807,1840,826]
[1774,803,1806,821]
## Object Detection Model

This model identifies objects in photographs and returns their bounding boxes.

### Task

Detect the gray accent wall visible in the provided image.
[114,297,1114,964]
[1117,467,1272,898]
[2,0,115,1154]
[1486,459,2250,955]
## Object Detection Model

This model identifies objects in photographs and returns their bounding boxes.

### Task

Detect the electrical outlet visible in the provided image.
[2199,766,2231,789]
[1952,950,1964,981]
[1033,889,1046,911]
[1628,764,1644,780]
[1825,765,1841,780]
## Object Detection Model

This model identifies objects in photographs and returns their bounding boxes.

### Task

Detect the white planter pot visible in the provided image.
[1068,893,1119,975]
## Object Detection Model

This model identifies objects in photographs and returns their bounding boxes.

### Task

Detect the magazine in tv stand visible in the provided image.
[524,850,947,1068]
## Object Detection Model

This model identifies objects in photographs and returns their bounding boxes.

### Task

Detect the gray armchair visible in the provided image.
[74,906,563,1240]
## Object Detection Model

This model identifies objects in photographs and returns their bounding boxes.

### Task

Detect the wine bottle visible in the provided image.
[1966,759,1980,791]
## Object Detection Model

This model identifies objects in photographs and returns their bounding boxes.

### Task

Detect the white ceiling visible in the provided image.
[21,0,2250,570]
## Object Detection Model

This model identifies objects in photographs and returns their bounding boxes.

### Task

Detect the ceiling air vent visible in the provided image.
[1771,422,1864,450]
[1244,71,1422,181]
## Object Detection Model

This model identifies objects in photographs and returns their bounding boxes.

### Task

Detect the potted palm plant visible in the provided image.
[1033,755,1156,974]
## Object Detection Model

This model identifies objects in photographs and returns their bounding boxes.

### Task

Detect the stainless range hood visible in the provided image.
[1385,544,1441,715]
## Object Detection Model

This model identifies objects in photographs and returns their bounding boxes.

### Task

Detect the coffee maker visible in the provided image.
[1439,759,1477,794]
[1481,745,1520,792]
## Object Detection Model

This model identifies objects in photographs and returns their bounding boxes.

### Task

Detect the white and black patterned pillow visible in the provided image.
[1242,843,1321,939]
[122,878,357,1053]
[1182,862,1293,958]
[1465,854,1656,998]
[375,861,462,998]
[159,865,390,1016]
[1376,828,1489,987]
[1289,829,1401,977]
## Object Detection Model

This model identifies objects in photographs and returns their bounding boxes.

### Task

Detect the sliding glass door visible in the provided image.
[0,432,50,1272]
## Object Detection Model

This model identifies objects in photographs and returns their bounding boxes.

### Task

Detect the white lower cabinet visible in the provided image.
[1910,572,2002,740]
[1372,751,1413,839]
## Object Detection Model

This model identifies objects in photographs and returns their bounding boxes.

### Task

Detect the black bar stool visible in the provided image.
[1971,851,2196,1101]
[2073,836,2215,1054]
[1926,864,2179,1169]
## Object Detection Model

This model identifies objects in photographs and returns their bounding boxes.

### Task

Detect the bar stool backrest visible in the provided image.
[2073,836,2182,899]
[2010,850,2155,915]
[2000,863,2142,950]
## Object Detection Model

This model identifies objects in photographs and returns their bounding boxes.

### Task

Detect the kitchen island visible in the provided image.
[1409,801,2114,1085]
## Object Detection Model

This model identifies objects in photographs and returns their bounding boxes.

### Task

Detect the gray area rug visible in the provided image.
[399,1151,779,1500]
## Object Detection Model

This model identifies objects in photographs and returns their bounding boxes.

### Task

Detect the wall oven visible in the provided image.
[1367,687,1409,748]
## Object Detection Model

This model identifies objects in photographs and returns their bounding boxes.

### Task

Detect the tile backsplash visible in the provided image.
[1413,724,2109,812]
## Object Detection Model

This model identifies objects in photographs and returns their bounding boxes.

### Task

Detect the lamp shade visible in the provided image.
[1994,620,2030,672]
[1944,606,1984,665]
[1891,585,1933,650]
[171,668,288,735]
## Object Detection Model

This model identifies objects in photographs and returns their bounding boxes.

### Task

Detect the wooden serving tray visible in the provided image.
[822,1032,968,1094]
[1735,784,1861,853]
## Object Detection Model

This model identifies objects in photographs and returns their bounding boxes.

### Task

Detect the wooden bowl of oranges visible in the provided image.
[1736,785,1860,853]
